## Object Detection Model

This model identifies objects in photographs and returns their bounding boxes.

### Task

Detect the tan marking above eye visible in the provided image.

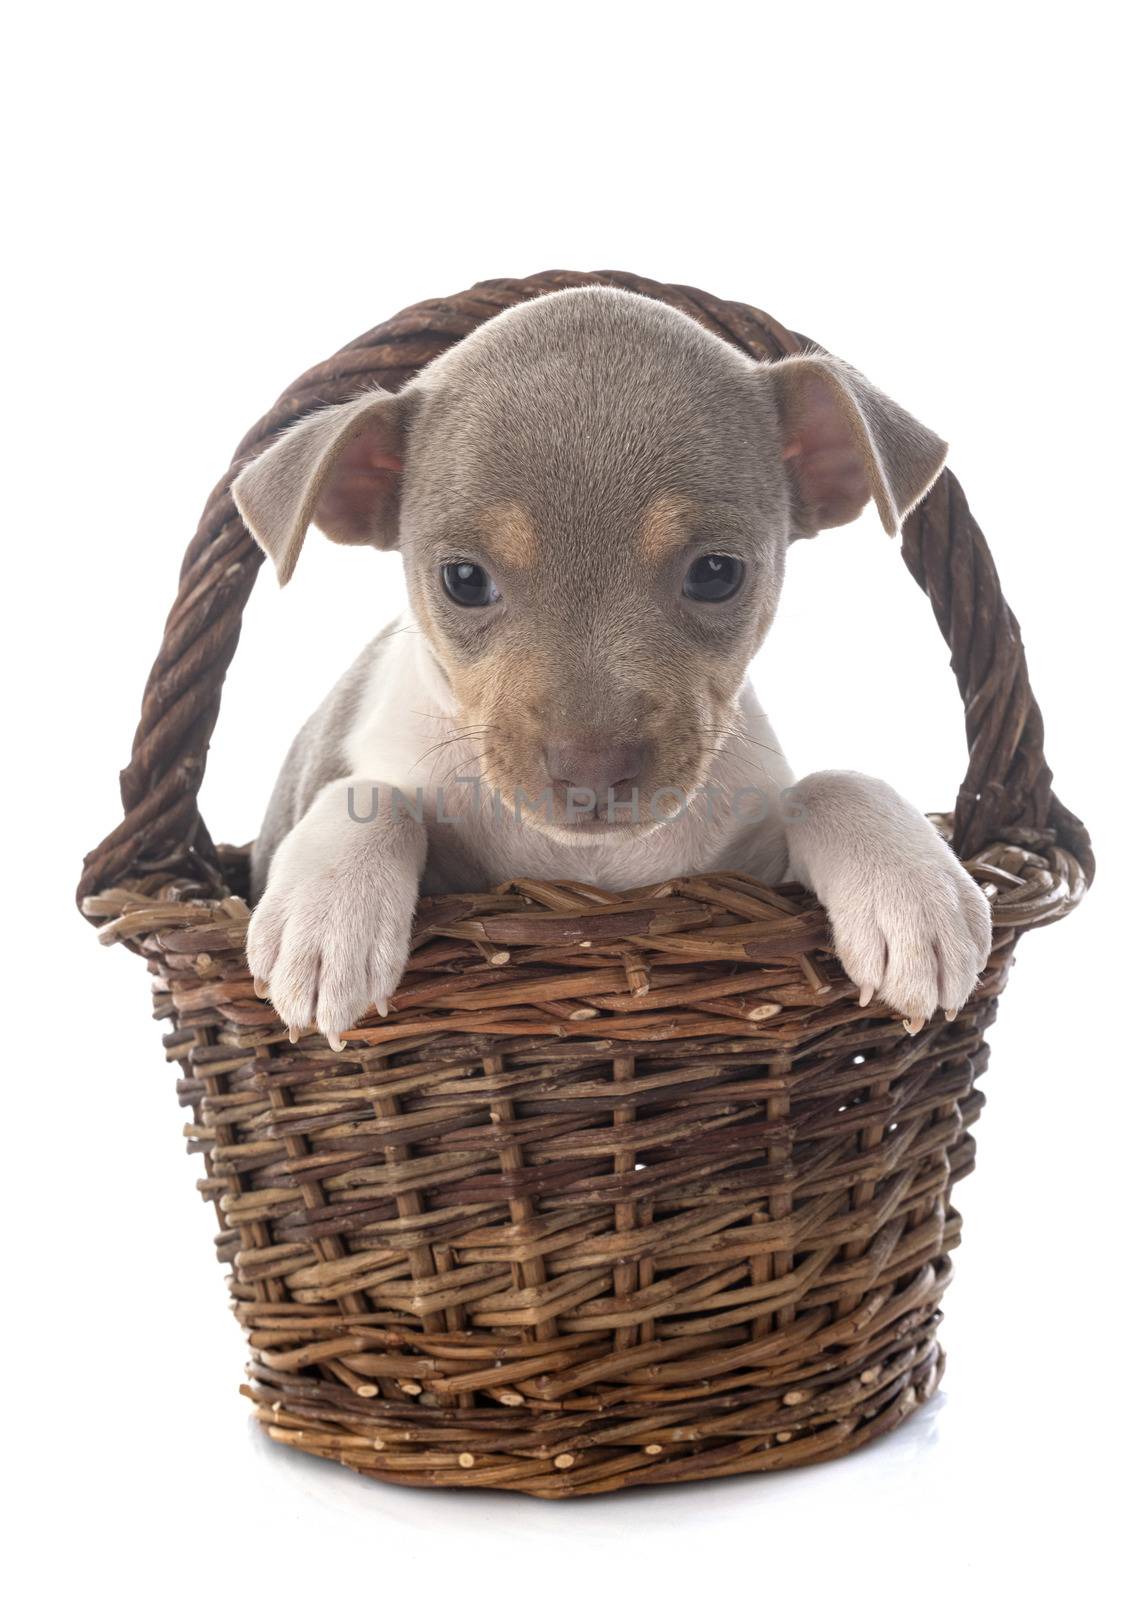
[638,492,696,562]
[478,501,538,568]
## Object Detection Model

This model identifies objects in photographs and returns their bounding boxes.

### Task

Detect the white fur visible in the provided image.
[248,615,991,1046]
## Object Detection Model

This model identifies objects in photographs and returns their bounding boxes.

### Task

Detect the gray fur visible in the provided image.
[232,287,988,1049]
[237,287,945,856]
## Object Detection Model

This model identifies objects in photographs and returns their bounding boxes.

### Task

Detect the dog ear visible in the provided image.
[764,355,947,540]
[231,390,409,585]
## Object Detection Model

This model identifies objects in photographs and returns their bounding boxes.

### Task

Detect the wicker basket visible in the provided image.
[78,271,1092,1498]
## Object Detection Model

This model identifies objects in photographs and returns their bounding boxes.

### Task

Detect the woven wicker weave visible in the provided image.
[79,271,1092,1497]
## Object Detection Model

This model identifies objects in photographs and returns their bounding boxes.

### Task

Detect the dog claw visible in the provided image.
[252,977,269,1000]
[944,1007,958,1022]
[327,1033,346,1053]
[858,985,874,1008]
[288,1026,301,1044]
[903,1016,926,1036]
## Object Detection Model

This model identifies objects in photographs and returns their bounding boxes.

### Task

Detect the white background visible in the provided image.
[6,4,1144,1596]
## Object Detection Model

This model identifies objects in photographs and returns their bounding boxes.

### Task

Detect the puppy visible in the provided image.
[233,287,991,1051]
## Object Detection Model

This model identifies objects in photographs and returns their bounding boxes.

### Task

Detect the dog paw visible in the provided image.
[246,785,424,1049]
[824,835,992,1030]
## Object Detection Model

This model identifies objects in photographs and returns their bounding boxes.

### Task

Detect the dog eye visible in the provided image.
[441,562,500,607]
[683,554,745,602]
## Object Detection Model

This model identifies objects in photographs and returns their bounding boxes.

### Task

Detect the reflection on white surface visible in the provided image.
[245,1386,948,1530]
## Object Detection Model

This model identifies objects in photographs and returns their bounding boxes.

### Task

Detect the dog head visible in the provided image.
[234,287,945,835]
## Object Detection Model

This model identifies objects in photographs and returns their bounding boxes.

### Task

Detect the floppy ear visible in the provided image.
[231,390,409,585]
[763,355,947,540]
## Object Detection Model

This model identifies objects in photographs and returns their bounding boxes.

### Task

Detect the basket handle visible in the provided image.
[77,270,1093,906]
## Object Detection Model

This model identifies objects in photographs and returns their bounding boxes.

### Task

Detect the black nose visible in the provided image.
[544,741,648,817]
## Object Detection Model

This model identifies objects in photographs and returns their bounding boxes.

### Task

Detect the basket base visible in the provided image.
[245,1320,945,1499]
